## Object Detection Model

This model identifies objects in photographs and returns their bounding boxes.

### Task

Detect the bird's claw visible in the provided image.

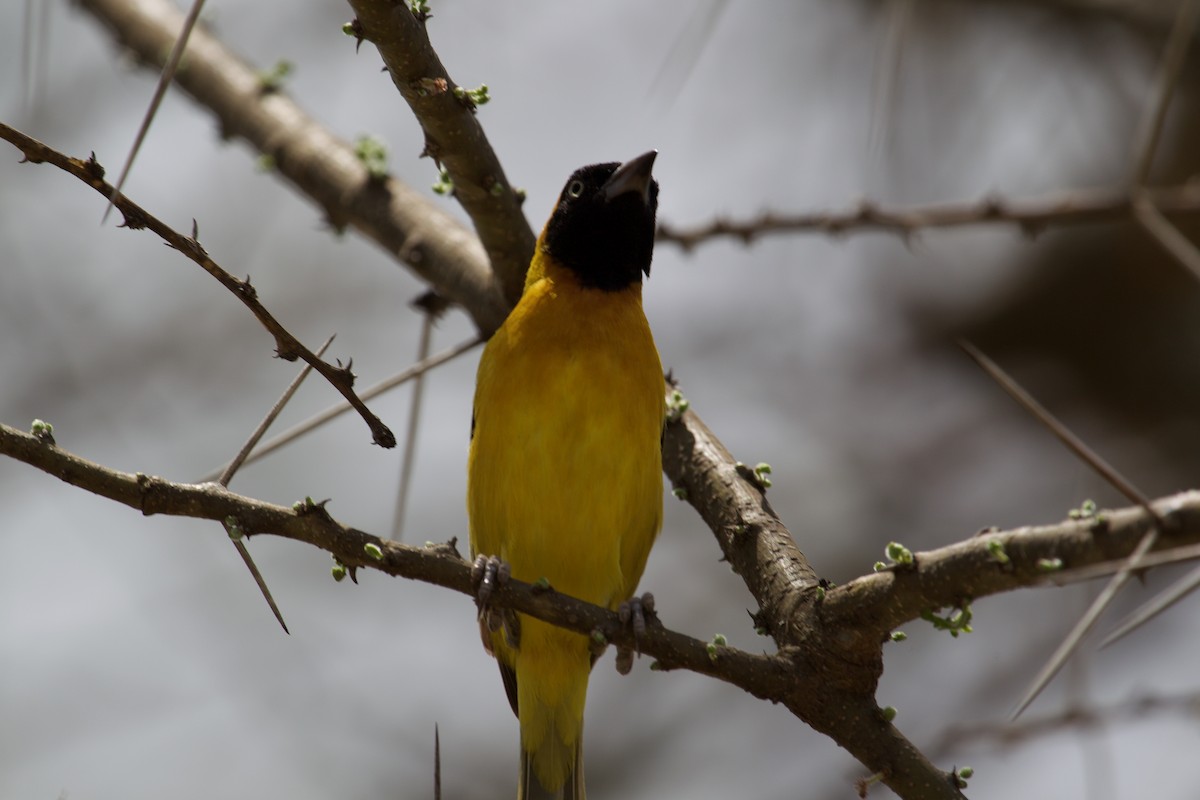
[618,592,655,642]
[472,554,510,611]
[472,554,519,653]
[615,592,656,674]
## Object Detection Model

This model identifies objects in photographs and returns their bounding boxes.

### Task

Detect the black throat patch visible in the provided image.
[541,162,659,292]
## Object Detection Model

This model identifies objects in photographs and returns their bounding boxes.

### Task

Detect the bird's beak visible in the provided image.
[602,150,657,205]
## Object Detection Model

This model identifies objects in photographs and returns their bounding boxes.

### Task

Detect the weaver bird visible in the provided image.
[468,151,665,799]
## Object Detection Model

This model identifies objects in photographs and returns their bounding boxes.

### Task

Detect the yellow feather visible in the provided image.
[469,237,664,796]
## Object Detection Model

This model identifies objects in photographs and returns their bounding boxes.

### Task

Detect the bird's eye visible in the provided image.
[566,180,584,198]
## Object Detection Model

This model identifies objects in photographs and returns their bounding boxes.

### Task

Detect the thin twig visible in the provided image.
[196,335,483,482]
[655,183,1200,249]
[392,293,447,541]
[20,0,51,113]
[0,123,396,449]
[1129,0,1200,186]
[1044,540,1200,587]
[101,0,207,223]
[868,0,912,166]
[930,689,1200,758]
[1132,192,1200,282]
[646,0,727,110]
[958,341,1163,719]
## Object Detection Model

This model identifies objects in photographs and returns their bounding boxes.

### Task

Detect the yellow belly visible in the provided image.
[468,269,664,608]
[467,263,664,793]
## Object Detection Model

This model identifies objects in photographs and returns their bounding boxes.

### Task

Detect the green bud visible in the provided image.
[671,486,688,501]
[1036,557,1064,572]
[30,419,55,444]
[986,538,1010,565]
[921,603,974,637]
[353,135,389,180]
[885,541,914,565]
[431,166,454,195]
[665,389,690,422]
[890,631,907,642]
[364,542,384,561]
[257,60,293,93]
[753,462,772,488]
[331,562,347,582]
[1069,498,1097,520]
[880,706,897,722]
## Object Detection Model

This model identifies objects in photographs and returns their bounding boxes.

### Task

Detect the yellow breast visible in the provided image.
[467,250,665,609]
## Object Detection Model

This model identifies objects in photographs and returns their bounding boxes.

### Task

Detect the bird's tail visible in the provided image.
[518,735,585,800]
[513,620,590,800]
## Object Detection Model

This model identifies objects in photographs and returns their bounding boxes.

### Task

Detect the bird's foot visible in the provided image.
[472,554,517,653]
[615,592,656,675]
[471,554,510,611]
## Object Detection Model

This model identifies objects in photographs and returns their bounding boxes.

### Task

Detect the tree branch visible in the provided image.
[823,491,1200,637]
[0,122,396,449]
[655,183,1200,250]
[78,0,509,334]
[0,420,785,697]
[33,2,1196,797]
[347,0,535,307]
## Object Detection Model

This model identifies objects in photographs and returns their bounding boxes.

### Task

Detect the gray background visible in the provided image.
[3,1,1200,798]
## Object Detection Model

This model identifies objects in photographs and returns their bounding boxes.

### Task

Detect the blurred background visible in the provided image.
[3,1,1200,798]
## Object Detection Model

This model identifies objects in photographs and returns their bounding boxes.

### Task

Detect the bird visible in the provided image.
[467,150,665,799]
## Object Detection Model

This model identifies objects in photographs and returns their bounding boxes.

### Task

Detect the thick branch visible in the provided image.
[60,3,951,795]
[662,405,820,634]
[78,0,509,334]
[347,0,536,307]
[0,421,785,697]
[824,491,1200,637]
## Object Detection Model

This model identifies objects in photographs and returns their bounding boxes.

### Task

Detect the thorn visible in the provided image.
[1100,562,1200,649]
[959,340,1165,717]
[102,0,209,225]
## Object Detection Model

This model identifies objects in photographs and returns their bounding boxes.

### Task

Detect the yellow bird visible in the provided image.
[468,151,665,799]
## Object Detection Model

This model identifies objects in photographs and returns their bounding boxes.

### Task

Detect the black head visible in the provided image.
[541,151,659,292]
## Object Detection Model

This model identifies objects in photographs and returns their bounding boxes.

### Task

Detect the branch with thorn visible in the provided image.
[655,183,1200,250]
[9,0,1200,797]
[0,123,395,450]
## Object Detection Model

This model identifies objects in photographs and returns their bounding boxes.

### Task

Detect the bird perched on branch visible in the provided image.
[468,151,665,799]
